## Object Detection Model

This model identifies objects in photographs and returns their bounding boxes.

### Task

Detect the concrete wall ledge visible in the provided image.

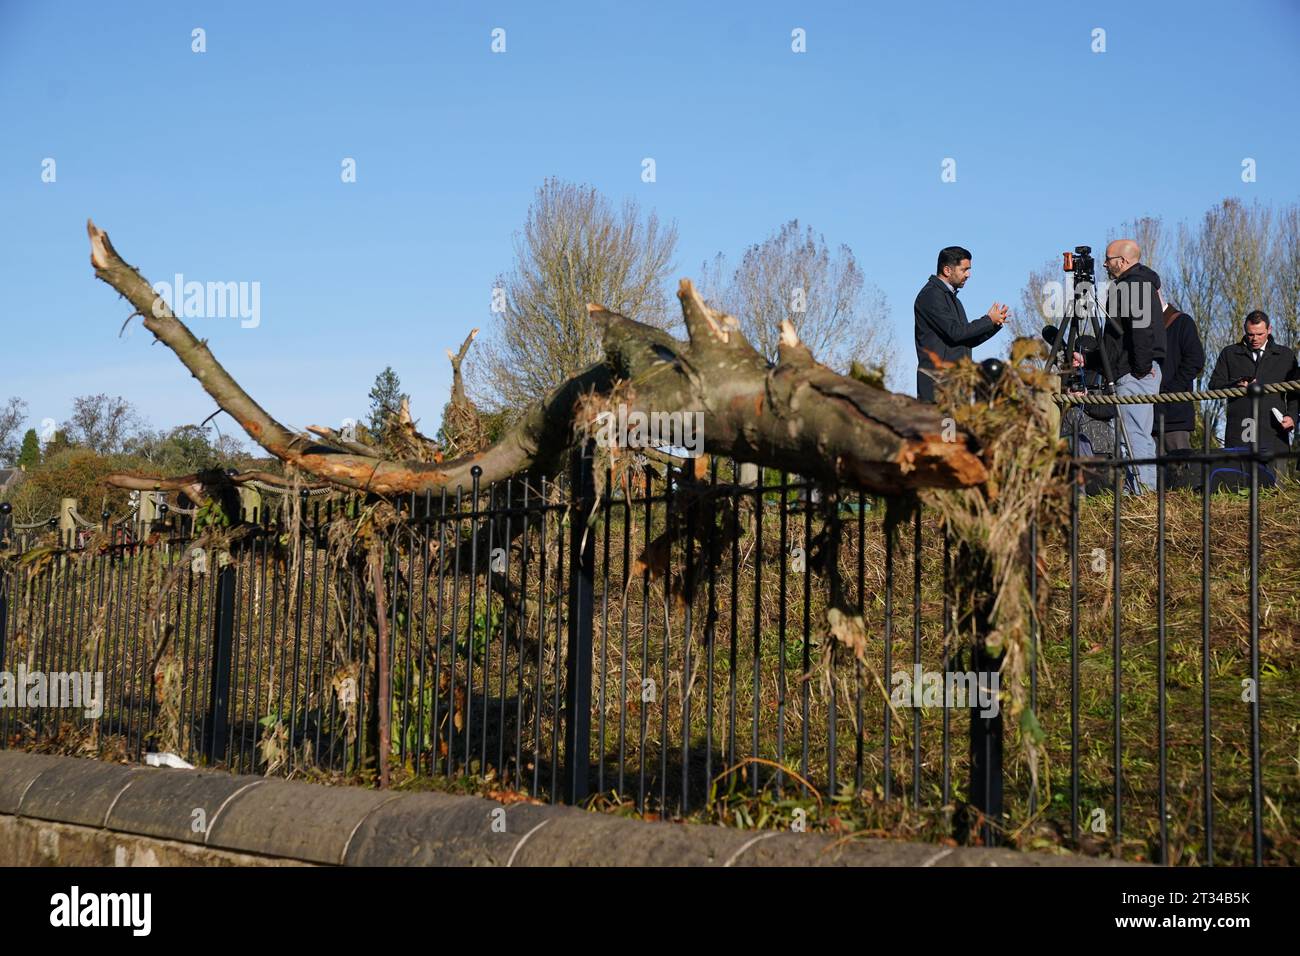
[0,752,1130,867]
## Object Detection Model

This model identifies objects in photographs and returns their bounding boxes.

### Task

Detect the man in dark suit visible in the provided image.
[1208,311,1297,453]
[913,246,1008,402]
[1152,293,1206,452]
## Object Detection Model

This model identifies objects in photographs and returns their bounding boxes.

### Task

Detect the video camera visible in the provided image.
[1041,245,1104,367]
[1061,245,1095,284]
[1045,244,1120,431]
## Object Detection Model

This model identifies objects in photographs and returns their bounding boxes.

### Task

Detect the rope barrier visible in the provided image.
[247,479,333,497]
[1053,378,1300,407]
[68,509,99,528]
[12,517,57,530]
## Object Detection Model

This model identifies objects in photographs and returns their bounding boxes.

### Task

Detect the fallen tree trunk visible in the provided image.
[87,219,986,494]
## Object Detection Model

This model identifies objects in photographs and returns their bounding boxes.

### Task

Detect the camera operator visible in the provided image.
[1071,239,1166,492]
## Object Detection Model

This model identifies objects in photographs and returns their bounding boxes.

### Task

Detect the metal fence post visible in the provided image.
[969,641,1004,845]
[0,504,8,691]
[203,552,236,764]
[563,440,596,804]
[59,498,77,549]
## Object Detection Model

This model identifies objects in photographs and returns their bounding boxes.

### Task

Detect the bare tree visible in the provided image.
[1200,198,1273,350]
[1109,215,1165,278]
[1270,202,1300,350]
[1013,257,1064,347]
[0,396,28,465]
[64,393,142,455]
[1165,220,1213,350]
[1160,199,1275,439]
[475,178,678,415]
[697,221,893,381]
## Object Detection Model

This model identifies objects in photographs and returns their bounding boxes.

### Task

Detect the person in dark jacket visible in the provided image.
[1208,311,1297,454]
[1152,293,1206,452]
[913,246,1008,402]
[1071,239,1165,491]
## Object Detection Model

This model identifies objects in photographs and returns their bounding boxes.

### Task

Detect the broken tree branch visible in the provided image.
[447,327,478,409]
[88,220,986,495]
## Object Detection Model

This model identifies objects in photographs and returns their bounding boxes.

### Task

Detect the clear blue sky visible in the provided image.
[3,0,1298,447]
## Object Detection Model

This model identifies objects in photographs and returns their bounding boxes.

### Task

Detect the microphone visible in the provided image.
[1042,326,1098,379]
[1042,325,1097,354]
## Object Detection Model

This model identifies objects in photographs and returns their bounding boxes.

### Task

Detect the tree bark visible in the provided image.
[87,220,986,494]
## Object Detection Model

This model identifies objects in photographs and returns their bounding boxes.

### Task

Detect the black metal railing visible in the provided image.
[0,396,1296,865]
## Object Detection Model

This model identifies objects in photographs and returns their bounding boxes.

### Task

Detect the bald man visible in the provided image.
[1071,239,1166,492]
